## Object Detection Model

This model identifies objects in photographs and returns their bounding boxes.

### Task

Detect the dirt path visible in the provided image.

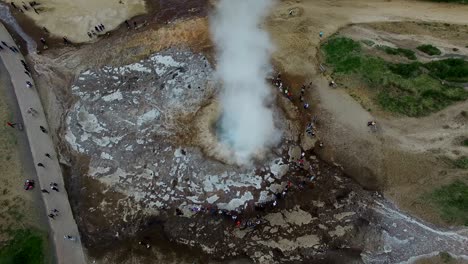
[266,0,468,225]
[0,22,86,264]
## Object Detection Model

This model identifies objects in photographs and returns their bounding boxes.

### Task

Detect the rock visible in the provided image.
[318,224,328,230]
[265,212,289,227]
[333,212,356,221]
[233,228,248,239]
[288,146,302,162]
[283,206,314,226]
[301,133,317,151]
[329,225,353,237]
[270,159,289,180]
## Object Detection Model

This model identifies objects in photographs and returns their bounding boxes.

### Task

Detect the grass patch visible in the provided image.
[428,180,468,225]
[425,58,468,82]
[439,252,454,263]
[322,37,468,116]
[417,44,442,56]
[0,229,45,264]
[463,139,468,147]
[453,156,468,169]
[378,45,417,60]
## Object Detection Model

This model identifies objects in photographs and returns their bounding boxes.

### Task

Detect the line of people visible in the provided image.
[10,1,41,14]
[87,23,106,39]
[1,38,78,243]
[272,73,312,110]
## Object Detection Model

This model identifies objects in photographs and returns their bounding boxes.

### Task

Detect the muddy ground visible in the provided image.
[2,0,468,263]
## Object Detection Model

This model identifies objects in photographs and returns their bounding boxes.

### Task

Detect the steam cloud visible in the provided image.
[211,0,280,164]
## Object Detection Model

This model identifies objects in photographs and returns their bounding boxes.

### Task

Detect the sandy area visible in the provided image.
[5,0,147,42]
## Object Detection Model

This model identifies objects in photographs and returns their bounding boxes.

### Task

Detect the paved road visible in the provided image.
[0,23,86,264]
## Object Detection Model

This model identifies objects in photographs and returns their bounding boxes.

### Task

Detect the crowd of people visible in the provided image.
[10,1,40,14]
[271,73,313,111]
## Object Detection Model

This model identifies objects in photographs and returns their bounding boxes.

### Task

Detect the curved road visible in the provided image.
[0,23,86,264]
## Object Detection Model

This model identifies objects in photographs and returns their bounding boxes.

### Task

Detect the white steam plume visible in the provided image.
[211,0,280,164]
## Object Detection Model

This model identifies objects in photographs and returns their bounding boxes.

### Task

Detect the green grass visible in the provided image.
[454,156,468,169]
[463,139,468,146]
[0,229,45,264]
[322,37,468,116]
[425,58,468,82]
[417,44,442,56]
[428,180,468,225]
[439,252,454,263]
[378,45,417,60]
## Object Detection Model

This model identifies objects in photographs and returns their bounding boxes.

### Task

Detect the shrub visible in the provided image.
[417,44,442,56]
[424,58,468,82]
[389,62,422,78]
[454,156,468,169]
[429,180,468,225]
[463,139,468,147]
[379,46,417,60]
[0,229,45,264]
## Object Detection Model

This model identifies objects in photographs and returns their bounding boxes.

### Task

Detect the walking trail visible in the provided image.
[0,23,86,264]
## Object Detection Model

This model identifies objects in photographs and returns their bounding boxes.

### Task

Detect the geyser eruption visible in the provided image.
[211,0,280,164]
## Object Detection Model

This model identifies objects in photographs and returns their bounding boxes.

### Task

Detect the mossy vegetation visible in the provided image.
[378,45,417,60]
[462,138,468,147]
[439,252,454,263]
[453,156,468,169]
[0,229,45,264]
[322,37,468,116]
[425,59,468,82]
[427,180,468,225]
[417,44,442,56]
